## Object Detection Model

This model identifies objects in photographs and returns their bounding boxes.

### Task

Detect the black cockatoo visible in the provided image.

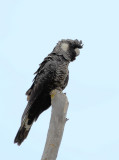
[14,39,83,145]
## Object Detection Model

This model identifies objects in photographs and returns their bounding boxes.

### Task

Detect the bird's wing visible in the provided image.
[22,59,57,122]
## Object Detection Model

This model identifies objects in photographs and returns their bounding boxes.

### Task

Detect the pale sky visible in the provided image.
[0,0,119,160]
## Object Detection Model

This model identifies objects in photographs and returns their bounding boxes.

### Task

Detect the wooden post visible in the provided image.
[41,90,69,160]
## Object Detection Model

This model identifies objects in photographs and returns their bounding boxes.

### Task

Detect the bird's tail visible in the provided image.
[14,118,33,146]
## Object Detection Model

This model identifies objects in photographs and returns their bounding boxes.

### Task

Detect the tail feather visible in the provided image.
[14,119,33,145]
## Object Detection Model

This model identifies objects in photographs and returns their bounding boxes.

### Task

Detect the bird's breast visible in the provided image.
[53,63,69,87]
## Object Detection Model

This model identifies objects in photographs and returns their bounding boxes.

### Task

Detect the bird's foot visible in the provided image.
[50,89,58,99]
[50,89,62,99]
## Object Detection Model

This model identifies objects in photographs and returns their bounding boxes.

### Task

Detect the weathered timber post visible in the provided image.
[41,90,69,160]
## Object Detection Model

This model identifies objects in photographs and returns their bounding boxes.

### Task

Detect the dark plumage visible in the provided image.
[14,39,83,145]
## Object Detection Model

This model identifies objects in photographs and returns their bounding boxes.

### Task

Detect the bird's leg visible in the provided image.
[50,90,57,99]
[50,88,62,100]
